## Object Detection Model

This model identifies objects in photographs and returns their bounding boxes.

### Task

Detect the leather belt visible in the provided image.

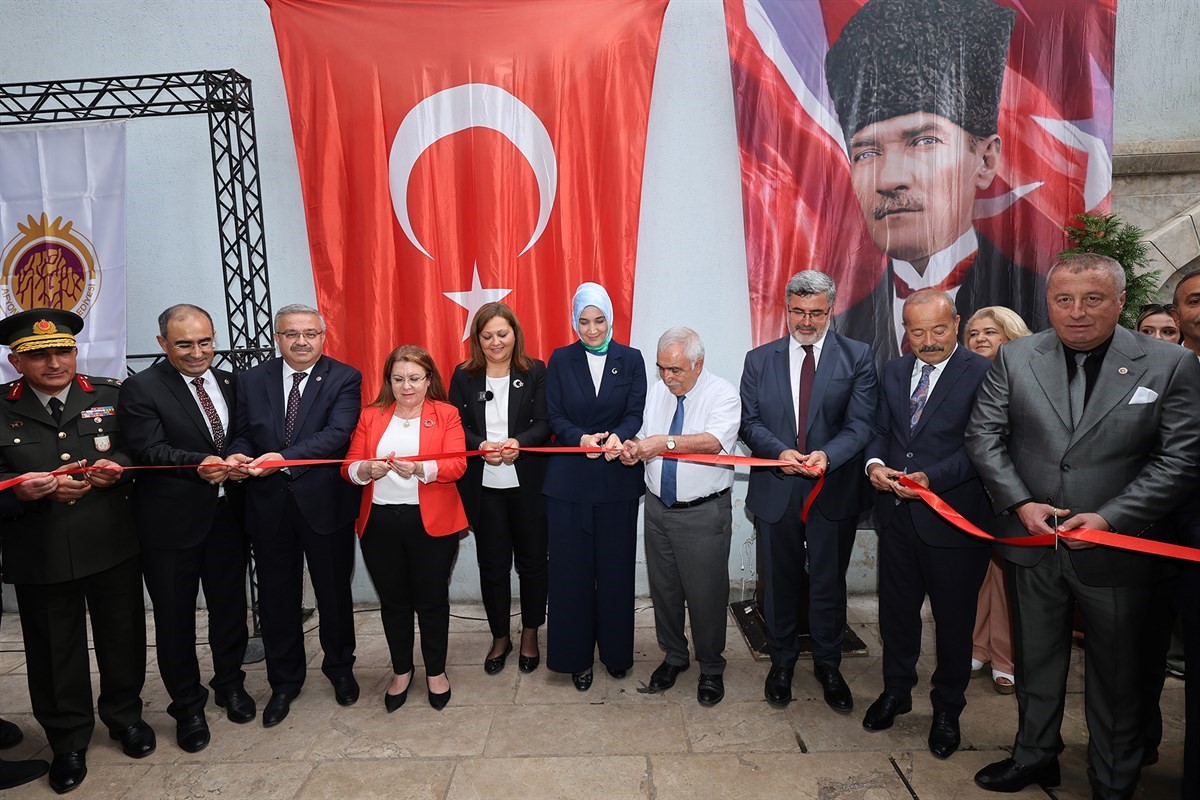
[664,487,730,509]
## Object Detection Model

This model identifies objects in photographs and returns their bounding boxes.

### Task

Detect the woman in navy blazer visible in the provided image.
[543,283,646,691]
[449,303,551,675]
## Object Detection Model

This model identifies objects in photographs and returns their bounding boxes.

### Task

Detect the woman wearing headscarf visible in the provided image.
[449,303,550,675]
[963,306,1030,695]
[342,345,467,712]
[543,283,646,691]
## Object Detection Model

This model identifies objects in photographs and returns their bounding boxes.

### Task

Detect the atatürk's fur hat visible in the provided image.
[824,0,1015,143]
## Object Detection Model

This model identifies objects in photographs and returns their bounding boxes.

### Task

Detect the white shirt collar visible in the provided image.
[892,228,978,289]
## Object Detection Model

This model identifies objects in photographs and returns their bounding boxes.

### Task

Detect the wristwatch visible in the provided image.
[666,436,677,451]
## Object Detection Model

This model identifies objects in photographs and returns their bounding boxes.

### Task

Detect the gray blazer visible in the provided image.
[965,325,1200,585]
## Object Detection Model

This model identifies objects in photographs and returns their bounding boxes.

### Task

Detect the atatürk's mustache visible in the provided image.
[873,194,924,220]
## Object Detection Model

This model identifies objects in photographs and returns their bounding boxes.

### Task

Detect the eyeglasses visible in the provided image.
[390,375,428,385]
[1139,303,1175,314]
[788,309,829,320]
[170,339,214,353]
[277,329,324,341]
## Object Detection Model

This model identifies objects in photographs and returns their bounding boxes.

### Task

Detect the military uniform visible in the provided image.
[0,372,146,754]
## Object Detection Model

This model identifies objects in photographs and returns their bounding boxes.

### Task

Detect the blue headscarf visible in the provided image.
[571,282,614,354]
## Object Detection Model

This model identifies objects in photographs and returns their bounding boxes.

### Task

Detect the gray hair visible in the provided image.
[274,303,326,332]
[657,326,705,366]
[157,304,214,338]
[903,289,956,316]
[1047,253,1126,294]
[785,270,837,306]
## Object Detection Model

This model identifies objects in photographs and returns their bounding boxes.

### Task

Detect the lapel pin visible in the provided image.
[423,418,434,427]
[611,367,618,374]
[513,378,524,389]
[315,375,323,381]
[223,378,231,385]
[1117,367,1128,374]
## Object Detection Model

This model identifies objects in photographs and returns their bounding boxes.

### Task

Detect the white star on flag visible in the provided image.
[443,263,513,341]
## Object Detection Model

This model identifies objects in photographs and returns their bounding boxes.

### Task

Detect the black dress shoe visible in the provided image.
[764,665,794,708]
[518,654,540,673]
[109,720,156,759]
[648,661,689,692]
[607,666,628,679]
[813,665,853,713]
[697,674,725,707]
[862,693,912,731]
[175,715,210,754]
[262,689,300,728]
[48,749,87,794]
[974,757,1061,792]
[0,756,49,791]
[332,675,360,706]
[214,687,257,724]
[428,687,452,711]
[484,641,513,675]
[0,717,23,749]
[384,687,409,713]
[572,670,594,692]
[927,711,960,759]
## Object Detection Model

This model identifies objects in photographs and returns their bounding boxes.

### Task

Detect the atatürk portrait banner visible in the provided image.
[724,0,1114,365]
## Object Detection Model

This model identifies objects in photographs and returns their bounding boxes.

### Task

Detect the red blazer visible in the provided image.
[341,400,468,537]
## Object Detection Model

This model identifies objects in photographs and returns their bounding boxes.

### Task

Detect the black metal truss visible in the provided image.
[0,70,275,369]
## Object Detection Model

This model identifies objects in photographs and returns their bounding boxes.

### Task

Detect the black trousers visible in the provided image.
[142,498,249,721]
[250,492,357,694]
[1182,562,1200,799]
[877,507,989,716]
[476,487,548,638]
[757,486,856,670]
[545,497,639,674]
[359,504,459,675]
[15,555,146,753]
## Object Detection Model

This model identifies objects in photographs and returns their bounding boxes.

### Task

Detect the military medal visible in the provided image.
[94,434,111,452]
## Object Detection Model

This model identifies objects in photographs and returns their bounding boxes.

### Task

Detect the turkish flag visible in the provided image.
[268,0,668,388]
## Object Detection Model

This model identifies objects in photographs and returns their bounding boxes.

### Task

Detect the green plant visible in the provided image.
[1059,212,1160,329]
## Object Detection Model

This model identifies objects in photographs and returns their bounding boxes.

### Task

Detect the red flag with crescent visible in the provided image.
[268,0,669,385]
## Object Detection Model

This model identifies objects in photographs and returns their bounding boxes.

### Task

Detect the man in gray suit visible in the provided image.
[965,254,1200,798]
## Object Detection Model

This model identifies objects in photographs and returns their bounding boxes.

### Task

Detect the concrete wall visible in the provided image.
[0,0,1192,603]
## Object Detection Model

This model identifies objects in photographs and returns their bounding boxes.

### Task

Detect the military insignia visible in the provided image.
[76,375,95,392]
[6,380,23,400]
[80,405,115,418]
[513,378,524,389]
[1,213,102,319]
[93,434,111,452]
[8,421,20,429]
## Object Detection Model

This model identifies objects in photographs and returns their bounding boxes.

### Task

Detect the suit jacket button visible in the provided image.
[58,431,67,439]
[905,452,914,459]
[61,453,72,461]
[1061,464,1071,471]
[68,500,76,506]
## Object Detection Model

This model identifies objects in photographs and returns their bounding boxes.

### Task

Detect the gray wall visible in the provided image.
[0,0,1193,602]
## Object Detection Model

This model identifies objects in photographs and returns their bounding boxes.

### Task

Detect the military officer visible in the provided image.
[0,308,154,795]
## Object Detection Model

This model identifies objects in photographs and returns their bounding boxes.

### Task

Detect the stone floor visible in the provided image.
[0,596,1185,799]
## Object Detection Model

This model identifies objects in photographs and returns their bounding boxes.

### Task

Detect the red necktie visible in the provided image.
[797,344,814,452]
[192,376,226,453]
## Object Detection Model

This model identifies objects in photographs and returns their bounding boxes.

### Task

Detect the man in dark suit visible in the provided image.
[966,254,1200,797]
[0,475,54,791]
[227,303,362,727]
[740,270,878,711]
[0,308,154,794]
[824,0,1046,369]
[118,304,254,752]
[861,289,992,758]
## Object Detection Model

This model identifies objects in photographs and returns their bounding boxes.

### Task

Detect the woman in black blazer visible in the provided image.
[543,283,646,691]
[449,303,551,675]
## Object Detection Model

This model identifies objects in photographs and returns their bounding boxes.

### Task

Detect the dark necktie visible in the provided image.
[796,344,814,452]
[192,376,226,453]
[284,372,305,446]
[909,363,936,430]
[47,397,64,424]
[1069,352,1088,429]
[660,394,685,507]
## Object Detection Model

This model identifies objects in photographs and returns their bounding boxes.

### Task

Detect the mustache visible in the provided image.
[873,194,924,220]
[918,344,945,353]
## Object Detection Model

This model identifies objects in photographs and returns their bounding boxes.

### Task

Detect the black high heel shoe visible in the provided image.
[572,669,593,692]
[384,670,413,713]
[428,674,451,710]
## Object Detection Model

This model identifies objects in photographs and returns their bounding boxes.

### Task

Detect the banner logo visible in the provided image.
[1,213,102,317]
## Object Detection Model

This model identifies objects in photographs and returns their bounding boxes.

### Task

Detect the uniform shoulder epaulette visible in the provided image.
[4,379,22,400]
[80,375,122,389]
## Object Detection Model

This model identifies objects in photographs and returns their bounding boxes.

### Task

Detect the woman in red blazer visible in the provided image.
[342,345,467,712]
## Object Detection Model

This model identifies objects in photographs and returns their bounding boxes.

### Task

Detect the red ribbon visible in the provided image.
[896,475,1200,564]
